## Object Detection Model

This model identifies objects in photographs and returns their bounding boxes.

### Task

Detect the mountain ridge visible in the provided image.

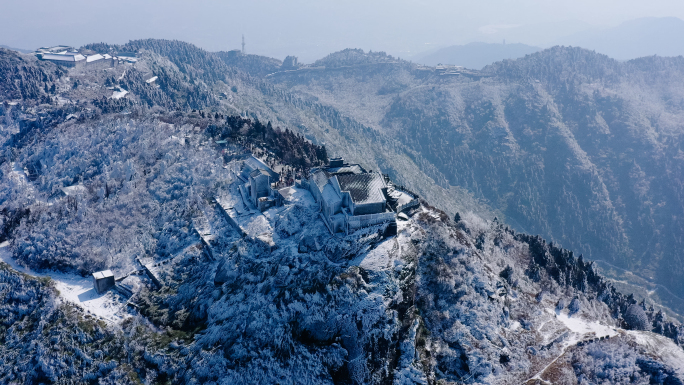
[266,45,684,312]
[0,41,683,383]
[415,42,542,69]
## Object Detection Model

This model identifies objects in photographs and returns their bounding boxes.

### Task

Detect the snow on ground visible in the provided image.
[241,186,318,239]
[626,330,684,376]
[551,308,619,339]
[282,186,317,207]
[238,214,273,238]
[350,219,412,272]
[10,162,36,194]
[550,307,684,376]
[111,89,128,99]
[0,241,130,325]
[531,307,684,381]
[350,237,398,271]
[529,308,621,381]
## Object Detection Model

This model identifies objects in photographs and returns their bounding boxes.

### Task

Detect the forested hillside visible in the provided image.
[215,51,282,77]
[268,47,684,313]
[0,48,64,102]
[6,41,684,310]
[0,40,683,384]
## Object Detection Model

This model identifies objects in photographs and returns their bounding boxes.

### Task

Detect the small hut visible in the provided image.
[92,270,115,294]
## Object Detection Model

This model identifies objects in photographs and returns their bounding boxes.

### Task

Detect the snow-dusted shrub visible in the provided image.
[556,298,568,312]
[460,212,489,237]
[572,341,650,384]
[572,339,681,384]
[624,304,649,331]
[569,298,581,315]
[5,118,229,274]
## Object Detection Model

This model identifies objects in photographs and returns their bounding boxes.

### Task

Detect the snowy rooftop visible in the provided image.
[86,54,104,62]
[92,270,114,279]
[249,168,271,178]
[42,53,85,62]
[311,169,329,192]
[277,187,296,201]
[324,164,365,175]
[242,155,279,180]
[311,163,366,179]
[389,189,414,206]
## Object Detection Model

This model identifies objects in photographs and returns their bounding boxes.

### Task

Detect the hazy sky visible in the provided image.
[2,0,684,61]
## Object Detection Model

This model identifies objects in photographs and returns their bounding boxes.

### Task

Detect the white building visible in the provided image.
[238,155,282,211]
[308,158,395,234]
[41,53,86,67]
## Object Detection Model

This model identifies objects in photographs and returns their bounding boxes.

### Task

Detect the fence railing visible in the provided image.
[347,212,395,229]
[396,199,419,213]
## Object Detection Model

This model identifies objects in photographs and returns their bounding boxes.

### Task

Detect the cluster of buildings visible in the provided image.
[305,157,413,234]
[91,155,417,294]
[34,45,137,69]
[236,154,417,235]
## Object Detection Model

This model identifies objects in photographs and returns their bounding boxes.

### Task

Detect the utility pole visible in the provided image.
[242,34,246,54]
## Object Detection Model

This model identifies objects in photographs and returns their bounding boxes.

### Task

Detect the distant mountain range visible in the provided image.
[414,42,542,69]
[0,44,32,54]
[414,17,684,70]
[267,47,684,317]
[556,17,684,60]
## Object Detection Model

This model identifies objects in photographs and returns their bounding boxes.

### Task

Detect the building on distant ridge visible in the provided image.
[281,56,299,70]
[225,49,243,59]
[34,45,74,55]
[40,52,86,67]
[85,53,114,69]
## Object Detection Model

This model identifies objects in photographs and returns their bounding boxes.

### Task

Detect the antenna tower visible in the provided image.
[242,35,245,54]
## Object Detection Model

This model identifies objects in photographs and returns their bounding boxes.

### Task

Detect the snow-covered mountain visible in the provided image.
[265,47,684,316]
[554,17,684,61]
[0,42,683,384]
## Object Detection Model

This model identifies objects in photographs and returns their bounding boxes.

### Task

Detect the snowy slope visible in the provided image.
[0,241,130,324]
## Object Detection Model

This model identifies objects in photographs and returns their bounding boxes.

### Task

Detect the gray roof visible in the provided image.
[337,173,387,205]
[310,163,365,193]
[86,54,104,62]
[277,186,296,200]
[242,156,279,179]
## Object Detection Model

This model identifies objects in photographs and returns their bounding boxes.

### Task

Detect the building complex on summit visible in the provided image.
[306,157,399,234]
